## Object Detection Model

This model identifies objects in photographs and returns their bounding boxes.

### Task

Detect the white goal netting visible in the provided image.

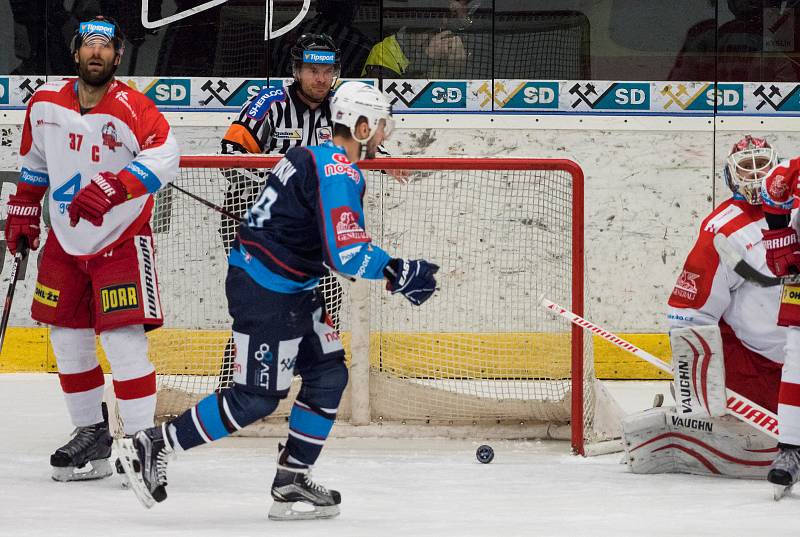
[146,156,617,454]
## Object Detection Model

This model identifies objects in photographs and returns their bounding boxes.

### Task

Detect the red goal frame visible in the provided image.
[178,155,587,453]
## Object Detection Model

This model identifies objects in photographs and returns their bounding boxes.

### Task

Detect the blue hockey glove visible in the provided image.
[384,258,439,306]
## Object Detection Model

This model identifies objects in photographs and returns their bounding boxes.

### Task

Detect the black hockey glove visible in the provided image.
[383,258,439,306]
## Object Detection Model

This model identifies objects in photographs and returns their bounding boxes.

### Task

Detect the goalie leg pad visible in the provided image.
[669,325,727,417]
[623,406,776,478]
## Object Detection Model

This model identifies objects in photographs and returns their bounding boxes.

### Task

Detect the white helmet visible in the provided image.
[330,81,394,143]
[724,135,779,205]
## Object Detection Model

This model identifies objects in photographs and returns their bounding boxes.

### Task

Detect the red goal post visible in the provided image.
[149,155,613,455]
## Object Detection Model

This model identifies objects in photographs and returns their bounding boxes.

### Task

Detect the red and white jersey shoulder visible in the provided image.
[19,78,179,256]
[761,157,800,213]
[667,198,789,363]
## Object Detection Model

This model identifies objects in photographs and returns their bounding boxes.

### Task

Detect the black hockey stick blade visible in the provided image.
[712,233,800,287]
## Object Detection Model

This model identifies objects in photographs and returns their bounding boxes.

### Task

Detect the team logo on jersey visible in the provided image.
[34,283,59,308]
[672,270,700,301]
[317,127,332,142]
[767,172,789,201]
[101,122,122,151]
[100,284,139,314]
[332,207,368,247]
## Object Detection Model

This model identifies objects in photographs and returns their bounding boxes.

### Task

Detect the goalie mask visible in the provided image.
[330,81,394,144]
[724,135,778,205]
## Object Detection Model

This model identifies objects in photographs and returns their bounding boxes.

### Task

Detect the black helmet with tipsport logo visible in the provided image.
[70,15,126,56]
[290,34,341,74]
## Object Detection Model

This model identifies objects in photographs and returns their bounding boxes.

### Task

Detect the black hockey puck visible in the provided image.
[476,444,494,464]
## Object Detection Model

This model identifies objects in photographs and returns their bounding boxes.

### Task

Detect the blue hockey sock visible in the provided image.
[170,393,236,450]
[171,386,280,450]
[285,400,336,466]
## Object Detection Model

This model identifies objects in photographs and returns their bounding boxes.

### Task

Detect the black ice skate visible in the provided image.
[114,423,174,509]
[768,444,800,501]
[50,420,113,482]
[269,444,341,520]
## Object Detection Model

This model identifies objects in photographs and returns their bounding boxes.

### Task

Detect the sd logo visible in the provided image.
[101,284,139,313]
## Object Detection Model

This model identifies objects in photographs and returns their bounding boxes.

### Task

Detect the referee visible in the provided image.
[216,34,342,390]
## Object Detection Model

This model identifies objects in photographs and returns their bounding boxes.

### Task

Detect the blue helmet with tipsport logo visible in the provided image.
[70,16,126,56]
[290,34,341,76]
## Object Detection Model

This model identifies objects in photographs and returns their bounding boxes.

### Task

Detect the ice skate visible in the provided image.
[768,445,800,501]
[50,420,113,482]
[269,444,341,520]
[114,424,174,509]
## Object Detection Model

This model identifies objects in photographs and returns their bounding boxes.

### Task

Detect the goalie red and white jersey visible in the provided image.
[19,78,179,257]
[668,198,789,364]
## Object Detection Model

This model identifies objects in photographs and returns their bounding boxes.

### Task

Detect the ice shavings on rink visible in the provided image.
[1,374,798,537]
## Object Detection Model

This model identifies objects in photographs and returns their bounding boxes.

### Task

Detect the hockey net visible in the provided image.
[148,156,620,455]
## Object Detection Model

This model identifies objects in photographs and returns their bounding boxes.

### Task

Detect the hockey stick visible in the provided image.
[539,296,780,439]
[168,183,243,222]
[0,237,29,354]
[712,233,800,287]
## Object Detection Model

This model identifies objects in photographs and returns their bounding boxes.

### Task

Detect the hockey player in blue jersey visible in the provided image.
[115,81,439,520]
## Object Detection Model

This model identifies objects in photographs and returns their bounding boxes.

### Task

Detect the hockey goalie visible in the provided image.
[623,135,784,478]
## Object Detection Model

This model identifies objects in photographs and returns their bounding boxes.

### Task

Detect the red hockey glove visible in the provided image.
[68,172,128,227]
[4,195,41,255]
[762,227,800,277]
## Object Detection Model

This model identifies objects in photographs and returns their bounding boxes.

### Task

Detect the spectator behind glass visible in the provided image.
[670,0,800,82]
[362,0,482,79]
[9,0,73,75]
[270,0,376,78]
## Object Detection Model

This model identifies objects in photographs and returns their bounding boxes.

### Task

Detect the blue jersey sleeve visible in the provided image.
[315,159,391,280]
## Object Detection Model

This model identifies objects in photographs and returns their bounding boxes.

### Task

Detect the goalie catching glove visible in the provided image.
[68,172,128,227]
[383,258,439,306]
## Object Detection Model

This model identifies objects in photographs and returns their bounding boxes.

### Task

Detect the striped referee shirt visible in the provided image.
[221,81,333,156]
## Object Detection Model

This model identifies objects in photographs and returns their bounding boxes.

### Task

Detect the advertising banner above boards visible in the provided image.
[3,76,800,115]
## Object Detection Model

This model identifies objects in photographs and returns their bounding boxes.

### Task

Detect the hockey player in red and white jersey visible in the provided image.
[4,16,179,482]
[752,139,800,494]
[623,135,784,478]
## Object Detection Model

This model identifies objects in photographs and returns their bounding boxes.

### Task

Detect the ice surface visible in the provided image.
[1,374,796,537]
